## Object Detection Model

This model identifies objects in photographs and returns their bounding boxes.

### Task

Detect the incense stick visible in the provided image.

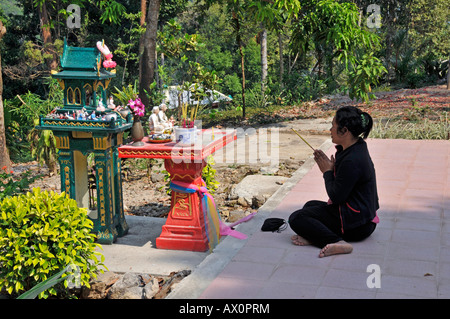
[291,128,315,151]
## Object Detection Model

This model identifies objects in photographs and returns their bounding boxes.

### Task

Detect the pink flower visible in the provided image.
[135,98,143,106]
[103,60,117,69]
[127,98,145,117]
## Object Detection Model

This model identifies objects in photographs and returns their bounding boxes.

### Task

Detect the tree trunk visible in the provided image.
[38,0,58,70]
[138,0,147,87]
[0,21,11,172]
[447,55,450,90]
[260,26,267,94]
[278,31,284,89]
[139,0,161,110]
[233,10,246,118]
[140,0,147,26]
[239,43,246,118]
[316,46,324,79]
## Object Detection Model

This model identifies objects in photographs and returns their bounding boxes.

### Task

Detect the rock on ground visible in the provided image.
[81,270,191,299]
[230,174,288,207]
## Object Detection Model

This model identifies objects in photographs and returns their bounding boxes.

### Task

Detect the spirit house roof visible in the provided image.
[51,38,116,80]
[36,38,133,133]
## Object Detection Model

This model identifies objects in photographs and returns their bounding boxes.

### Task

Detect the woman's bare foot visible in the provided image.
[319,240,353,258]
[291,235,311,246]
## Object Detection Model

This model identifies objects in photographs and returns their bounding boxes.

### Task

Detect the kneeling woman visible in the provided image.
[289,106,379,258]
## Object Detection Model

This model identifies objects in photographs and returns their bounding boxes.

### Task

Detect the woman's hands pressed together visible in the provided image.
[314,149,335,174]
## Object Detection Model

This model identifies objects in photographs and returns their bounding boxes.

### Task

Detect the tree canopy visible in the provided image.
[1,0,448,103]
[0,0,448,161]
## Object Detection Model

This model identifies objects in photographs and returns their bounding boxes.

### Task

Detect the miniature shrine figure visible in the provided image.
[83,108,89,119]
[96,97,106,112]
[76,110,84,120]
[158,104,174,130]
[148,106,164,133]
[158,104,168,123]
[107,96,116,110]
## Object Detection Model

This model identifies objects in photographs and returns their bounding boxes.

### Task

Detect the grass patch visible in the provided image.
[371,113,449,140]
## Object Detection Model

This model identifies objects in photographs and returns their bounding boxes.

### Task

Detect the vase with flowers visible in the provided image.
[174,102,199,145]
[128,97,145,146]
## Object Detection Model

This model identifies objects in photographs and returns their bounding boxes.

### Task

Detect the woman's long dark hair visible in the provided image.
[335,106,373,139]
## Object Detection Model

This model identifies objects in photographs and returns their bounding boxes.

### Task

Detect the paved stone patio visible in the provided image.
[196,139,450,299]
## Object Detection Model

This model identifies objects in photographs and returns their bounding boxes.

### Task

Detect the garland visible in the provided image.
[170,179,256,251]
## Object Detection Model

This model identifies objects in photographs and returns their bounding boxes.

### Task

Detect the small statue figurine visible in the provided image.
[157,104,174,130]
[158,103,168,123]
[76,109,84,120]
[148,106,164,133]
[107,96,115,110]
[96,97,106,112]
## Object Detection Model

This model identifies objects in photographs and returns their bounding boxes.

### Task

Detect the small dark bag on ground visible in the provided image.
[261,218,287,233]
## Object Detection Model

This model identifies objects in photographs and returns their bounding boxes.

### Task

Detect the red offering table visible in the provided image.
[118,129,236,251]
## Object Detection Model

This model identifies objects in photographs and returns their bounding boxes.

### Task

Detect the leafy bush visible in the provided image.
[246,88,270,109]
[281,72,327,104]
[7,77,63,167]
[405,72,427,89]
[348,53,387,102]
[202,155,219,195]
[27,120,58,175]
[220,74,242,97]
[0,188,106,298]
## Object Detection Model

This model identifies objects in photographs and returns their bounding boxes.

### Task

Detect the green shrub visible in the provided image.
[0,188,106,298]
[202,155,220,195]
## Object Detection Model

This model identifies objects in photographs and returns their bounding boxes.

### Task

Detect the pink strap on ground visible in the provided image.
[220,211,257,240]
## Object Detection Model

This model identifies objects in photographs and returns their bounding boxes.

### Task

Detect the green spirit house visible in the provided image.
[36,39,132,244]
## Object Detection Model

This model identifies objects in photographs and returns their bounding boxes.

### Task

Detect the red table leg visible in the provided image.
[155,158,211,251]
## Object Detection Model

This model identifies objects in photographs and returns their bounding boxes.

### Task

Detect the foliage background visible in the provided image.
[0,0,448,162]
